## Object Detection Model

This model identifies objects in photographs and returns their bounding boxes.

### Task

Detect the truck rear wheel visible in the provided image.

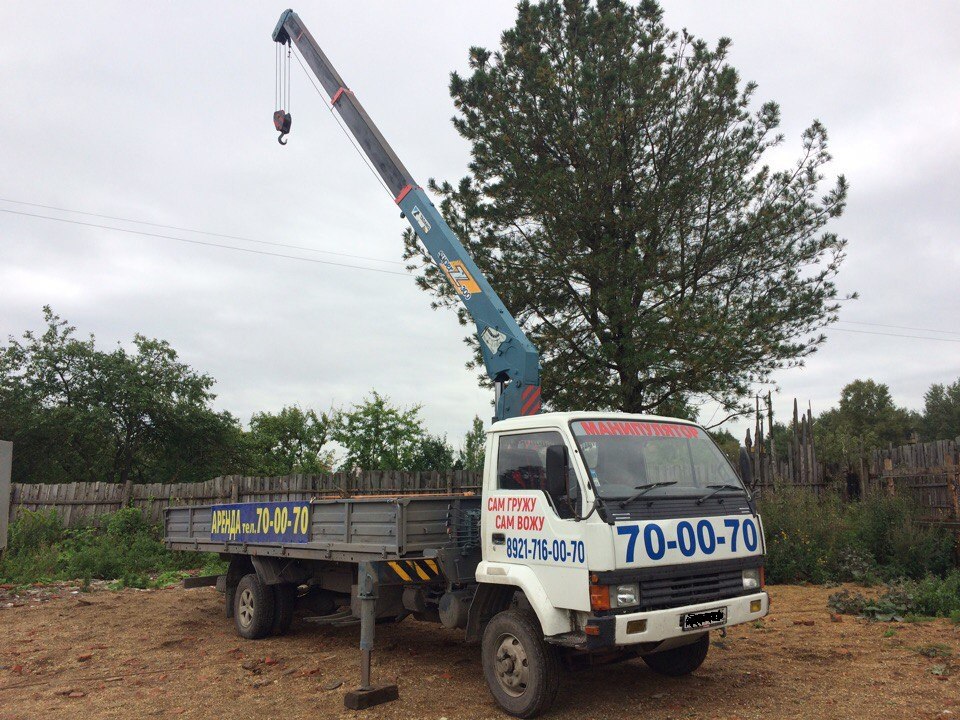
[481,609,560,718]
[234,573,275,640]
[641,633,709,676]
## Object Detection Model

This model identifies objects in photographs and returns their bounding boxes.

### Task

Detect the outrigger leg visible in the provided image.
[343,562,399,710]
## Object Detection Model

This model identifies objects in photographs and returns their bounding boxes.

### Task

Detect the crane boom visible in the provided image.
[272,9,541,421]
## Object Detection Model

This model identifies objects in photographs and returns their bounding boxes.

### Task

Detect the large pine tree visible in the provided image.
[404,0,850,419]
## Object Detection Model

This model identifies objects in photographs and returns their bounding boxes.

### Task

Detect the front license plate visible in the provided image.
[681,606,727,631]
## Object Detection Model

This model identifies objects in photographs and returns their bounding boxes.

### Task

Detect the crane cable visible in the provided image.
[291,48,393,200]
[273,40,292,144]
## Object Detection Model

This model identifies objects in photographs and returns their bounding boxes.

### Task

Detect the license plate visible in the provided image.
[681,606,727,631]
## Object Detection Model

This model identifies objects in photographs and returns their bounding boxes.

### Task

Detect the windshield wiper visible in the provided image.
[619,481,678,507]
[696,483,747,505]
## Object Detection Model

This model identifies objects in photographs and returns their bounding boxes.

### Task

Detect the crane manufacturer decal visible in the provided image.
[481,327,507,354]
[411,206,432,234]
[438,251,481,298]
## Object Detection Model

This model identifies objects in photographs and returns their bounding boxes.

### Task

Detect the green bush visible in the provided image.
[7,509,63,555]
[1,507,216,585]
[829,572,960,620]
[758,489,955,584]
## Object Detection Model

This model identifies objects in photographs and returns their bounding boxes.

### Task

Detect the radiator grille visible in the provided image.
[638,566,746,611]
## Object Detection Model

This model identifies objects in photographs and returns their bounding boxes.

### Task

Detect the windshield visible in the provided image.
[570,419,744,499]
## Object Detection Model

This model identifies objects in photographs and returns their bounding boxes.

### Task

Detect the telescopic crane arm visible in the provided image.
[272,9,541,421]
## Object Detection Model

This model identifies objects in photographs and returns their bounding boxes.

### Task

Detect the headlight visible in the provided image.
[742,568,761,590]
[613,583,639,608]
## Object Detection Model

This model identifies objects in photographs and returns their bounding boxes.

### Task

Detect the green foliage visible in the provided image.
[0,307,245,484]
[412,434,455,472]
[708,428,740,465]
[921,377,960,441]
[246,405,334,475]
[813,379,917,466]
[758,489,954,584]
[916,644,953,659]
[828,573,960,621]
[403,0,849,417]
[8,508,63,554]
[330,391,429,471]
[0,508,215,585]
[455,415,487,471]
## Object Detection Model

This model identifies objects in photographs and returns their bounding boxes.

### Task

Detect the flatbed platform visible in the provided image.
[164,494,482,564]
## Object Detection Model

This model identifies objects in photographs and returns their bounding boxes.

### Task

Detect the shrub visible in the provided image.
[1,507,215,585]
[828,571,960,620]
[758,489,955,584]
[7,509,63,555]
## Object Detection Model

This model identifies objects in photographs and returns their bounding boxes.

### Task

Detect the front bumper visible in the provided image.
[583,591,769,649]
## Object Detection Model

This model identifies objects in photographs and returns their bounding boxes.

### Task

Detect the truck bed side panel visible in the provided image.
[164,496,481,561]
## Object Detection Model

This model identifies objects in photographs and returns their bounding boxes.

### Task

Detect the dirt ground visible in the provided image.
[0,583,958,720]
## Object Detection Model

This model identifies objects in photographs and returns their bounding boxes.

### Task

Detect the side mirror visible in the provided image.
[738,447,753,489]
[545,445,569,498]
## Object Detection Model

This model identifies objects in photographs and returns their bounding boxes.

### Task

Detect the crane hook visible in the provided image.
[273,110,292,146]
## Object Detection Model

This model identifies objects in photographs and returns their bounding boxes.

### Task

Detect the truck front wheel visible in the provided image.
[481,609,561,718]
[641,633,709,676]
[233,573,275,640]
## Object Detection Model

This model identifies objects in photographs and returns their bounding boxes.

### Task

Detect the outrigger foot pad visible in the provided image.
[343,684,399,710]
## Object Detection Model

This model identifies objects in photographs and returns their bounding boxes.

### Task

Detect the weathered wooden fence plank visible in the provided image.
[5,471,484,528]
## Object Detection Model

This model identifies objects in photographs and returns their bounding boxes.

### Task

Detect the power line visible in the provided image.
[827,326,960,344]
[836,319,960,337]
[0,208,410,277]
[0,197,404,266]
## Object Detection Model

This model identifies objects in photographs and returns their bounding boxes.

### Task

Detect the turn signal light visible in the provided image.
[750,599,762,613]
[589,584,611,611]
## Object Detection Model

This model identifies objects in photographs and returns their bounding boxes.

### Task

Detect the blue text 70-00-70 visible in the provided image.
[617,517,759,563]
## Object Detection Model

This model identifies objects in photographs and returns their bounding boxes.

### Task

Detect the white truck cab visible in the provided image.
[474,412,768,715]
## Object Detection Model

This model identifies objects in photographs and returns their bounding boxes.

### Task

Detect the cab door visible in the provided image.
[483,430,590,612]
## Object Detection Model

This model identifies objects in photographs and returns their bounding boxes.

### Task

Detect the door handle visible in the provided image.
[492,532,505,545]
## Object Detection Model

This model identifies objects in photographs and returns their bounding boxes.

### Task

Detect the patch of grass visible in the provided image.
[829,572,960,621]
[915,644,953,659]
[882,628,897,638]
[1,508,219,586]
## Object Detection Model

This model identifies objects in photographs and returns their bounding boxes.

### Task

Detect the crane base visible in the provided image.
[343,684,399,710]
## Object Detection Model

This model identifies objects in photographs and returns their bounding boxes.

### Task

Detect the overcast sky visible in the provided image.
[1,1,958,448]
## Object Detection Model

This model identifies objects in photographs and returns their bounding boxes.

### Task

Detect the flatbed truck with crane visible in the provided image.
[164,10,769,717]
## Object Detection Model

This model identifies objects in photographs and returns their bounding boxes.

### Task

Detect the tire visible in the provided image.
[641,633,710,677]
[233,573,275,640]
[272,583,297,636]
[481,609,561,718]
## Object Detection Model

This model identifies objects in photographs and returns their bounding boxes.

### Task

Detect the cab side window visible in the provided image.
[496,431,577,519]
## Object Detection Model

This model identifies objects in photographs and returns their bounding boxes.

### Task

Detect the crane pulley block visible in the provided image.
[273,110,291,145]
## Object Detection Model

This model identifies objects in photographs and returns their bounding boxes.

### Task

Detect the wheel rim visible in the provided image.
[238,588,255,628]
[494,633,529,697]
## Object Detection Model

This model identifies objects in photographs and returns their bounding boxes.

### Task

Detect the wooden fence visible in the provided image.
[7,471,483,529]
[868,439,960,527]
[744,396,827,495]
[7,438,960,533]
